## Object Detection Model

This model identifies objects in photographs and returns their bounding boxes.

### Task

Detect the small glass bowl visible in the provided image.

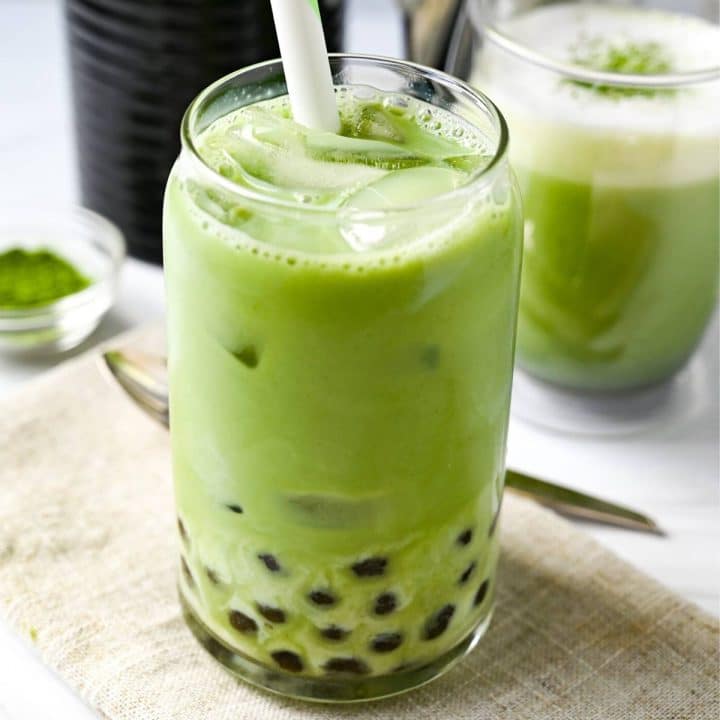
[0,207,125,356]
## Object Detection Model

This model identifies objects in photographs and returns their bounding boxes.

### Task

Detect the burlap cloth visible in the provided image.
[0,325,717,720]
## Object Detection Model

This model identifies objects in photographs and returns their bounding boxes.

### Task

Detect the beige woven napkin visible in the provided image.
[0,325,717,720]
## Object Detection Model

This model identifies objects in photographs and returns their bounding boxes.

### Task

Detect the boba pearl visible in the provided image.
[320,625,350,641]
[474,580,489,607]
[271,650,304,673]
[371,632,403,653]
[228,609,258,634]
[308,589,337,607]
[177,517,188,543]
[351,557,388,577]
[459,561,476,585]
[257,553,282,573]
[423,604,455,640]
[373,592,398,616]
[456,528,473,546]
[257,604,287,623]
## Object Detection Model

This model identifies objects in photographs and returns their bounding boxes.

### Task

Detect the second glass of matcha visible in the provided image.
[164,56,522,701]
[469,0,719,433]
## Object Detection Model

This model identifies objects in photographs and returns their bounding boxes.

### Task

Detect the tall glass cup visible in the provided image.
[164,56,523,701]
[469,0,719,433]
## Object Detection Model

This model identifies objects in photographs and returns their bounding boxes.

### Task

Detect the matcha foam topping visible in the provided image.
[472,2,720,133]
[470,2,720,184]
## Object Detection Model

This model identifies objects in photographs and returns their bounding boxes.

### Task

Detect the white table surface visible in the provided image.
[0,1,717,717]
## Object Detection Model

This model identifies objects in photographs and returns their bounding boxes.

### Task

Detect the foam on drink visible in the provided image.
[471,3,720,185]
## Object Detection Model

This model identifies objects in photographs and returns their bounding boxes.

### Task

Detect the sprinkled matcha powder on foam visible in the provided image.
[567,38,675,98]
[0,248,91,309]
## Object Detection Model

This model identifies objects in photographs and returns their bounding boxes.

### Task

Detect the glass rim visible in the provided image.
[476,16,720,89]
[180,53,509,217]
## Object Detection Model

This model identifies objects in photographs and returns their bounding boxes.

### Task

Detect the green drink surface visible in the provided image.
[197,94,490,208]
[164,88,522,680]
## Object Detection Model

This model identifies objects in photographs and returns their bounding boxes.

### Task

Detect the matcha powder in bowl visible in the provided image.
[0,248,91,309]
[0,207,125,356]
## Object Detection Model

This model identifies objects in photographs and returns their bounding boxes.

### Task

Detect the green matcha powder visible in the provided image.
[0,248,91,309]
[567,38,675,98]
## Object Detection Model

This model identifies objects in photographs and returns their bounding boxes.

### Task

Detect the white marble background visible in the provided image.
[0,1,717,717]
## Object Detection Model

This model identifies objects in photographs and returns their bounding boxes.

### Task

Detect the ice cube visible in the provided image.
[286,493,385,529]
[351,104,407,143]
[339,167,467,251]
[343,166,465,211]
[204,108,386,203]
[305,132,432,171]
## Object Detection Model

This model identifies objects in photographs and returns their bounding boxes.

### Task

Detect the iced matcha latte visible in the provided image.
[163,57,522,700]
[472,2,719,392]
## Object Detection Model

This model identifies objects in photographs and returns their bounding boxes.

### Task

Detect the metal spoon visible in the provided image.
[101,350,664,535]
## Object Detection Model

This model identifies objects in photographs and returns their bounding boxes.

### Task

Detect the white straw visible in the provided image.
[269,0,340,133]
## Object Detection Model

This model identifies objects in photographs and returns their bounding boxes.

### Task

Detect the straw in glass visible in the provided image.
[269,0,341,133]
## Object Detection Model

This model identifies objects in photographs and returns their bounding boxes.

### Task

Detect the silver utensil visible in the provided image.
[101,350,664,535]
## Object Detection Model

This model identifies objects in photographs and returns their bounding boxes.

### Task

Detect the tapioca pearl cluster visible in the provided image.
[179,507,495,677]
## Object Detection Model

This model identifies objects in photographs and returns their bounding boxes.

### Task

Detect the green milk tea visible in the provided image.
[473,3,719,391]
[163,62,522,699]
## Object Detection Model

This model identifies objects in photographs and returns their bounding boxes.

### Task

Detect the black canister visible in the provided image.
[64,0,345,263]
